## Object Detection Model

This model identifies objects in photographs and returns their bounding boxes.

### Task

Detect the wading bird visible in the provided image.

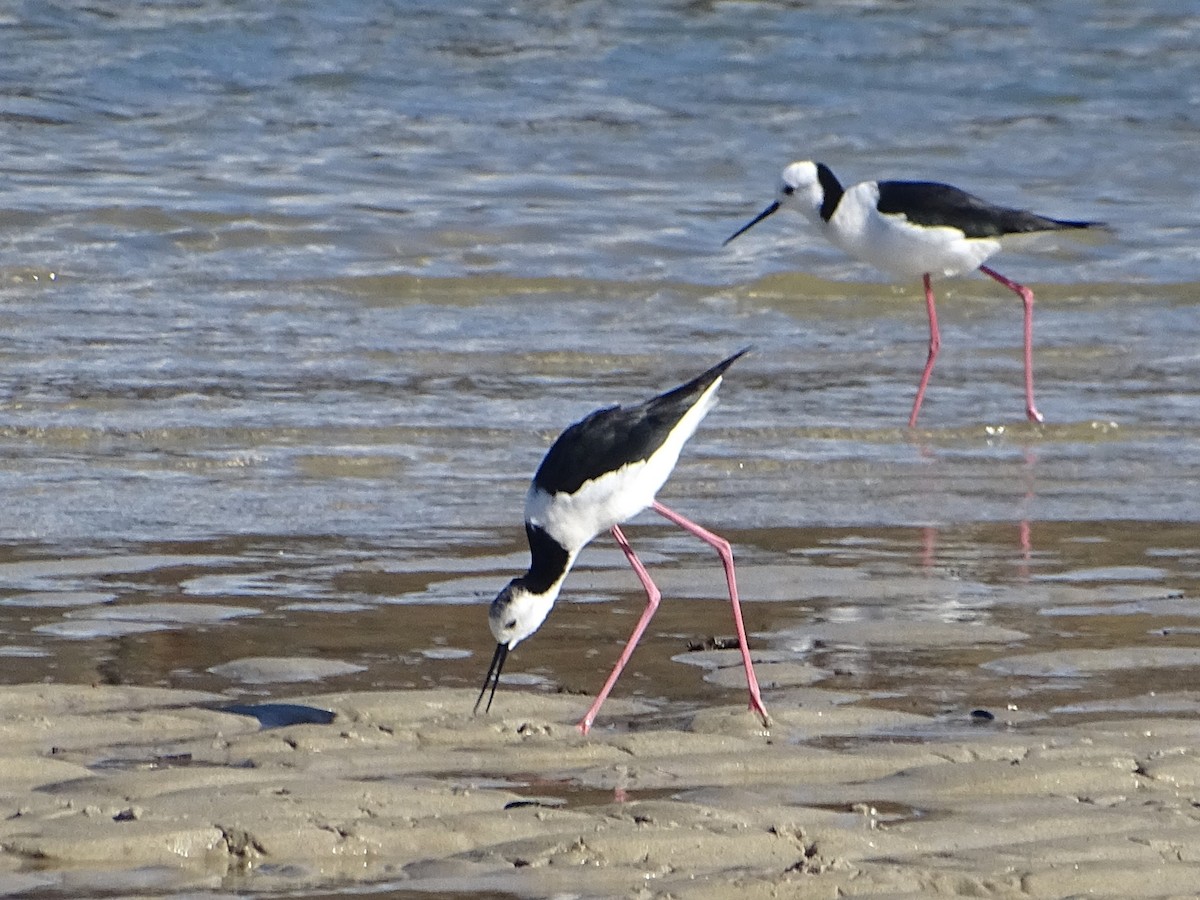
[726,161,1100,426]
[474,350,770,734]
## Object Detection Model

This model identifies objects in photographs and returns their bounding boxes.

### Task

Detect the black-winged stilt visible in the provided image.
[725,161,1100,427]
[474,349,770,734]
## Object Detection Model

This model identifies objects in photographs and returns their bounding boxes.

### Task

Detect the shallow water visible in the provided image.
[1,2,1200,894]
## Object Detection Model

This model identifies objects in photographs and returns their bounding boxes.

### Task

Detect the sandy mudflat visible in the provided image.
[2,683,1200,898]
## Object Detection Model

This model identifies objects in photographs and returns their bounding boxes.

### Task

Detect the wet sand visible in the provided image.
[3,681,1200,899]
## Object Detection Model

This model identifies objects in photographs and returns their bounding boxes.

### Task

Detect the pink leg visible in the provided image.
[651,501,770,726]
[979,265,1044,424]
[919,524,937,571]
[1017,519,1032,580]
[908,273,941,428]
[577,523,662,734]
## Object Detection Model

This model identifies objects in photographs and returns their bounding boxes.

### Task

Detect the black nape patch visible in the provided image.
[815,162,844,222]
[521,524,571,594]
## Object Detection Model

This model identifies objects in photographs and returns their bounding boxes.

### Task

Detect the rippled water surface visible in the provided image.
[2,5,1200,887]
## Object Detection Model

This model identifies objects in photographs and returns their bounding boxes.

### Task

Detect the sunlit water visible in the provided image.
[2,0,1200,833]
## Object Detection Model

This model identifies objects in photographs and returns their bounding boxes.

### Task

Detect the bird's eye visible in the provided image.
[782,184,795,195]
[505,619,517,629]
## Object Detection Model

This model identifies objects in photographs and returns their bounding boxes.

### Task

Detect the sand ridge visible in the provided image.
[2,683,1200,898]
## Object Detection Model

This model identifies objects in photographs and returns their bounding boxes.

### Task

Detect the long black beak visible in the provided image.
[723,200,781,246]
[473,642,508,715]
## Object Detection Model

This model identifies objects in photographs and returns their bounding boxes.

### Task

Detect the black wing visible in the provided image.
[877,180,1097,238]
[533,349,748,496]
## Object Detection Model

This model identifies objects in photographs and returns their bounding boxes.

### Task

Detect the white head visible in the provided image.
[487,578,556,649]
[473,577,561,716]
[778,161,831,219]
[724,160,839,244]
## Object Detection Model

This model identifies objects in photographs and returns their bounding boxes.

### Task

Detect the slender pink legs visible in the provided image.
[650,502,769,725]
[908,273,942,428]
[577,500,771,734]
[578,523,658,733]
[980,265,1044,424]
[908,268,1044,427]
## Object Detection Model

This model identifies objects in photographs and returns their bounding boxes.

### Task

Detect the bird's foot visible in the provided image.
[1026,405,1045,424]
[750,697,772,729]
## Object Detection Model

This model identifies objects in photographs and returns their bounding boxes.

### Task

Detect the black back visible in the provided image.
[876,180,1096,238]
[533,349,749,496]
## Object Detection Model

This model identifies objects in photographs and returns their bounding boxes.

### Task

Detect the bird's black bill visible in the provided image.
[723,200,781,246]
[473,642,509,716]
